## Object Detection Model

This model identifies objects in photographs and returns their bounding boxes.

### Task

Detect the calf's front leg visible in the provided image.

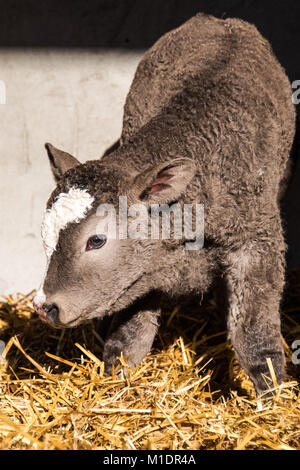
[225,241,286,396]
[103,307,160,374]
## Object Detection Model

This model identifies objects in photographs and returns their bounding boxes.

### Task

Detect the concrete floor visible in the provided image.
[0,49,142,295]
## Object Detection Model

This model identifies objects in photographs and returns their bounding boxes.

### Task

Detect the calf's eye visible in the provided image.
[86,234,107,251]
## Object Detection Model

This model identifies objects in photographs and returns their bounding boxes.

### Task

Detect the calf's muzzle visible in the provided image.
[34,300,60,325]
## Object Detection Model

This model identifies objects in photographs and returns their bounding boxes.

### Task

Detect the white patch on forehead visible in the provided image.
[41,187,94,259]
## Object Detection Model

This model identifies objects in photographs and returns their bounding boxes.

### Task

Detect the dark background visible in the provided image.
[1,0,299,267]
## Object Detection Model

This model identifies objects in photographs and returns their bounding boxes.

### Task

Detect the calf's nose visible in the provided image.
[43,303,59,324]
[34,300,59,325]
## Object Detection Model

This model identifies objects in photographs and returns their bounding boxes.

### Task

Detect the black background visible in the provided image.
[0,0,299,267]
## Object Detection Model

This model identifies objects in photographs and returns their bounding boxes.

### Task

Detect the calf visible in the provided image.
[34,13,295,395]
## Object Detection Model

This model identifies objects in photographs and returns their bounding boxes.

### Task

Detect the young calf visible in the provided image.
[34,13,295,395]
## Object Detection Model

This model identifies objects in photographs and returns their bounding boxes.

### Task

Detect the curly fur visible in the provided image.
[36,14,296,395]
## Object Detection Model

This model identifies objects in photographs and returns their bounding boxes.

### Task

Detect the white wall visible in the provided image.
[0,49,142,295]
[1,47,299,297]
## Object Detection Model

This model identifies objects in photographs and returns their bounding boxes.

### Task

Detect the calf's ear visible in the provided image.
[131,158,196,204]
[45,143,80,182]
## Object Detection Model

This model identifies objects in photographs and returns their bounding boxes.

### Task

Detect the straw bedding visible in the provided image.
[0,271,299,450]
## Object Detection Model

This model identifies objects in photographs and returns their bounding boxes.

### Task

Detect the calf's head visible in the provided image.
[33,143,195,328]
